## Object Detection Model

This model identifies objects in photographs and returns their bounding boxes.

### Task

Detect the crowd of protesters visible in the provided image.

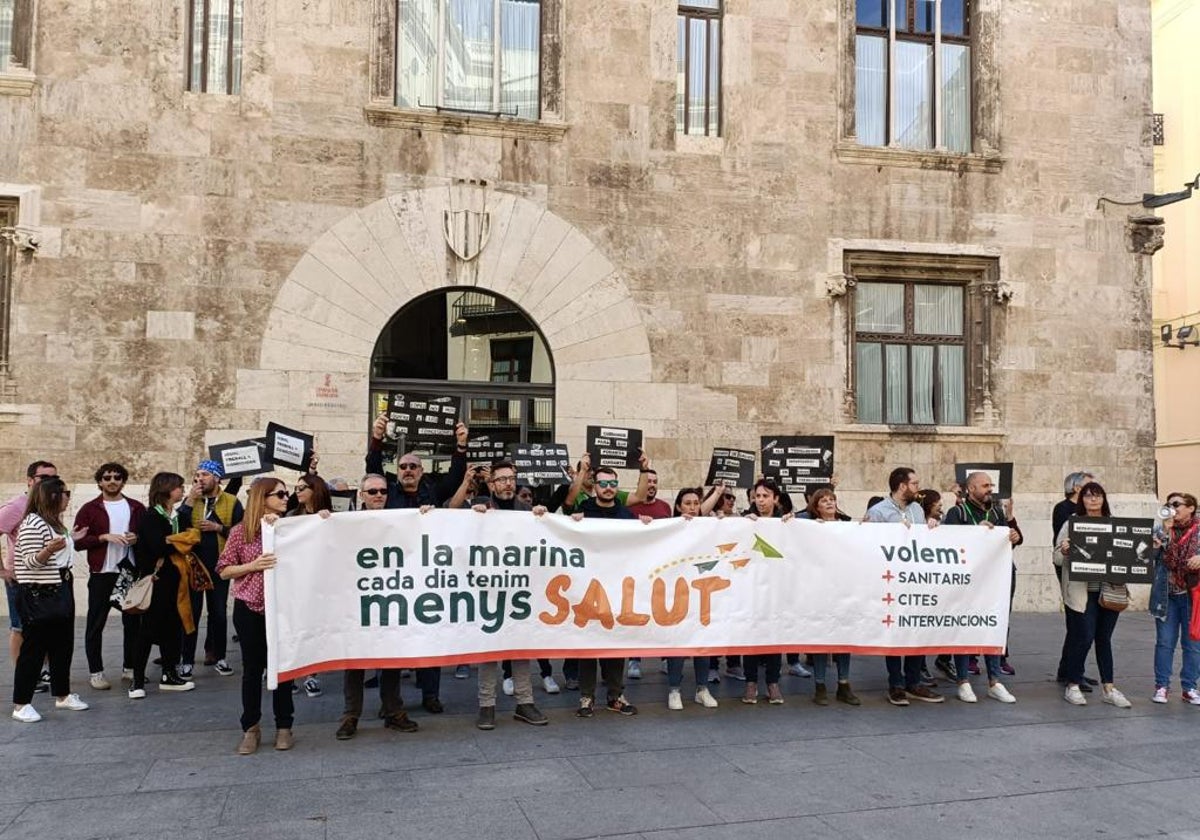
[4,415,1198,751]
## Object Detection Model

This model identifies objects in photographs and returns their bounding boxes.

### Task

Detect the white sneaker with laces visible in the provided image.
[55,693,89,711]
[89,673,111,691]
[1153,686,1169,704]
[213,659,234,676]
[987,682,1016,703]
[1102,687,1132,708]
[1064,685,1087,705]
[787,663,812,678]
[128,688,147,700]
[956,682,978,703]
[12,704,41,723]
[1181,688,1200,705]
[694,686,719,708]
[303,677,322,697]
[542,676,560,694]
[502,677,514,696]
[667,689,683,711]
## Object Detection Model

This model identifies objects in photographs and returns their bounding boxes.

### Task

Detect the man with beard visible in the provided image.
[335,473,419,740]
[449,461,551,730]
[866,467,944,706]
[941,471,1022,704]
[365,415,469,713]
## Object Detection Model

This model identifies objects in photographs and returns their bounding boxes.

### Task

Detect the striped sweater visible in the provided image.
[14,513,70,585]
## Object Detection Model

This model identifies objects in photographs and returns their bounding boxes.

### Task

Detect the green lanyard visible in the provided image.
[153,504,179,535]
[960,502,994,527]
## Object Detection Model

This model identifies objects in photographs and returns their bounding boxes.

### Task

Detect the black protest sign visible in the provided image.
[509,443,572,487]
[705,448,756,488]
[760,436,835,495]
[1067,517,1155,583]
[587,425,643,470]
[208,438,270,479]
[329,489,356,513]
[385,391,459,445]
[467,437,509,464]
[265,422,314,472]
[955,463,1014,499]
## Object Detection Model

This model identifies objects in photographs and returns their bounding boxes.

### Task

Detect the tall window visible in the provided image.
[0,199,18,391]
[186,0,244,94]
[854,280,966,425]
[397,0,541,119]
[855,0,971,152]
[0,0,33,74]
[0,0,12,72]
[676,1,721,136]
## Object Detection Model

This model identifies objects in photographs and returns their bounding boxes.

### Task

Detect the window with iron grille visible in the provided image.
[1152,113,1164,146]
[186,0,244,94]
[855,0,972,152]
[676,1,721,136]
[396,0,541,119]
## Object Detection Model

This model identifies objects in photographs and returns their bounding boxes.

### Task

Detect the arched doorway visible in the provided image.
[369,287,554,471]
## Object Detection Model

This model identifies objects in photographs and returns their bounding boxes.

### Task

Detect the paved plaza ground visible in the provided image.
[1,611,1198,840]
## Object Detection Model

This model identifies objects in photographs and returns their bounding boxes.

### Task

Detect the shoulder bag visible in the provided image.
[1099,581,1130,612]
[15,570,73,626]
[121,560,162,615]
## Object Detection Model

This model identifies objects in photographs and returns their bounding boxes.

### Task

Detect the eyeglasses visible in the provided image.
[296,485,311,493]
[397,463,422,471]
[267,490,289,500]
[722,494,735,501]
[491,476,516,484]
[1170,500,1187,509]
[100,474,123,481]
[596,480,619,489]
[362,488,387,496]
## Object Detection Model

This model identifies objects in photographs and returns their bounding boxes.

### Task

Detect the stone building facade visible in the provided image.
[0,0,1157,610]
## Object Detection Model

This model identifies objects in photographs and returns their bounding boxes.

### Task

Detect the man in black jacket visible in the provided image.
[364,415,470,713]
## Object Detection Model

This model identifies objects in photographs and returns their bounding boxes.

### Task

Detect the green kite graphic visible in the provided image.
[751,535,783,559]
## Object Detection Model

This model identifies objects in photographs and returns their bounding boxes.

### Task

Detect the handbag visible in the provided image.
[185,553,214,592]
[15,571,73,626]
[121,560,162,615]
[1099,581,1130,612]
[109,562,135,609]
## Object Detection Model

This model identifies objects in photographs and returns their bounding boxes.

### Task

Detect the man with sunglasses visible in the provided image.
[177,460,244,678]
[366,416,471,712]
[72,463,145,690]
[1,461,59,675]
[335,472,420,741]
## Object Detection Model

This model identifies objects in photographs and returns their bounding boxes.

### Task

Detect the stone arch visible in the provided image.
[234,186,652,478]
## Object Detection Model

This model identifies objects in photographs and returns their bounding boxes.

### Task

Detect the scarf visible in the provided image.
[1164,518,1200,594]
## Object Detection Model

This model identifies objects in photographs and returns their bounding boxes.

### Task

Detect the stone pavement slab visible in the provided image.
[1,612,1199,840]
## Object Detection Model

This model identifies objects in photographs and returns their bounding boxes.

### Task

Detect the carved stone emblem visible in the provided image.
[443,182,491,263]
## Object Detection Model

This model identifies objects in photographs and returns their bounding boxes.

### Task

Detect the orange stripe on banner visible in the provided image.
[277,645,1005,682]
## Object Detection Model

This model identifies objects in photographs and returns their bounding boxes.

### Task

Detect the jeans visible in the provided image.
[562,658,579,682]
[578,658,624,701]
[666,656,708,688]
[812,653,850,684]
[954,653,1001,681]
[481,660,532,705]
[5,580,21,631]
[504,658,551,679]
[84,572,139,674]
[343,668,404,721]
[1154,591,1200,690]
[743,654,781,685]
[181,567,229,665]
[1063,589,1119,685]
[233,599,293,731]
[885,655,924,689]
[13,614,73,705]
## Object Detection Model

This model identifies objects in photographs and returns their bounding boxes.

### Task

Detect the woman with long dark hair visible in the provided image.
[662,487,719,711]
[11,478,89,722]
[741,479,791,705]
[129,472,194,699]
[1151,492,1200,703]
[285,473,331,698]
[218,477,295,754]
[1055,481,1131,708]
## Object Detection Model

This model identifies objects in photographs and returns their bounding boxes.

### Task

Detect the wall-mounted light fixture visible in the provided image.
[1162,323,1199,349]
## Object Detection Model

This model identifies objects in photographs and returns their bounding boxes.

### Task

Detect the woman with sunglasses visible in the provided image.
[285,474,332,698]
[129,472,195,698]
[796,487,860,706]
[1151,492,1200,704]
[218,477,296,754]
[1055,481,1132,708]
[740,479,793,705]
[11,478,90,722]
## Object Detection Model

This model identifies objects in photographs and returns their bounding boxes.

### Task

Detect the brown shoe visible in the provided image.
[836,681,861,706]
[905,685,945,703]
[236,724,260,755]
[813,684,829,706]
[274,728,294,751]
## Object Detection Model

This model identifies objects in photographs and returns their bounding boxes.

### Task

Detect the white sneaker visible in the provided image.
[627,661,642,679]
[787,663,812,678]
[128,688,147,700]
[1064,685,1087,705]
[121,668,134,683]
[89,673,111,691]
[177,665,194,679]
[694,686,719,708]
[55,693,89,711]
[502,677,514,696]
[667,689,683,711]
[1183,688,1200,706]
[11,704,41,723]
[1153,686,1169,704]
[1102,687,1132,708]
[303,676,322,697]
[956,682,978,703]
[542,676,560,694]
[987,682,1016,703]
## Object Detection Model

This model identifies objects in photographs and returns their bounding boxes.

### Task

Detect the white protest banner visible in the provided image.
[264,511,1012,687]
